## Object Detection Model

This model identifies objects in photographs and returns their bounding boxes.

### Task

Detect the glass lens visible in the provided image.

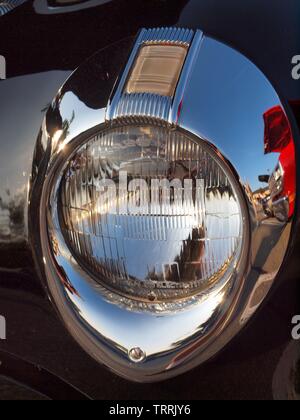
[126,44,188,97]
[59,126,244,301]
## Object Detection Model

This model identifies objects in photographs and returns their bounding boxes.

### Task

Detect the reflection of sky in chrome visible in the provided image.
[180,37,281,192]
[57,254,225,356]
[59,92,105,143]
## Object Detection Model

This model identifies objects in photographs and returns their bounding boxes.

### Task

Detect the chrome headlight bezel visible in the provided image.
[32,27,296,382]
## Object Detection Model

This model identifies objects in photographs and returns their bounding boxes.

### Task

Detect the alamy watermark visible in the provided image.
[92,171,205,216]
[292,316,300,340]
[0,315,6,340]
[292,55,300,80]
[0,55,6,80]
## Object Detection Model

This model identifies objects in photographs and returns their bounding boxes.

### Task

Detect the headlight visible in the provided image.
[60,125,244,302]
[32,27,296,382]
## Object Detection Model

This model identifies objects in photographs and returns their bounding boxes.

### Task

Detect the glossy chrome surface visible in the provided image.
[112,93,172,124]
[138,27,194,46]
[33,0,111,15]
[0,70,70,243]
[31,28,296,382]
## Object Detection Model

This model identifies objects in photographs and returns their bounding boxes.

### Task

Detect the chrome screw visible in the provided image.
[128,347,146,363]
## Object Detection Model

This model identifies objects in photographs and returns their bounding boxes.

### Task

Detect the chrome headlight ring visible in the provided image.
[32,27,296,382]
[41,122,249,379]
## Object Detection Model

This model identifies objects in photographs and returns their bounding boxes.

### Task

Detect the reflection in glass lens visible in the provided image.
[60,126,243,301]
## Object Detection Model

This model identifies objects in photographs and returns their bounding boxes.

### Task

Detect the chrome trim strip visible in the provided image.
[140,27,194,46]
[169,30,203,125]
[106,28,149,122]
[0,0,27,16]
[106,27,203,124]
[113,93,172,124]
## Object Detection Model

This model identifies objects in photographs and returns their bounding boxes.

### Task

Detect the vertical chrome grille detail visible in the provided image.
[0,0,27,16]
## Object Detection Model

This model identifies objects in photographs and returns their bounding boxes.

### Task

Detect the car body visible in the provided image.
[0,0,300,400]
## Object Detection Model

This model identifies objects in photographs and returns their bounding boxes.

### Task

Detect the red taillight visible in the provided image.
[264,106,292,154]
[280,141,296,218]
[264,105,296,218]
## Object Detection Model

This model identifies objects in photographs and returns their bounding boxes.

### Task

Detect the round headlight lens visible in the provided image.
[59,125,244,302]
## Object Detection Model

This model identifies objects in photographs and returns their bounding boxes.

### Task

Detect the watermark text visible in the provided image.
[292,315,300,340]
[94,171,204,216]
[109,404,191,417]
[292,55,300,80]
[0,315,6,340]
[0,55,6,80]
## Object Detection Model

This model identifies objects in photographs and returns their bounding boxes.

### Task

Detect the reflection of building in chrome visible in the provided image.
[252,185,273,220]
[0,208,10,239]
[50,234,81,298]
[146,226,206,284]
[0,190,25,241]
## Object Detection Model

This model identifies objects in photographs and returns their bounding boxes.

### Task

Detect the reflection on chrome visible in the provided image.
[32,27,296,382]
[252,105,296,223]
[59,126,243,303]
[263,106,296,222]
[34,0,111,15]
[0,0,27,16]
